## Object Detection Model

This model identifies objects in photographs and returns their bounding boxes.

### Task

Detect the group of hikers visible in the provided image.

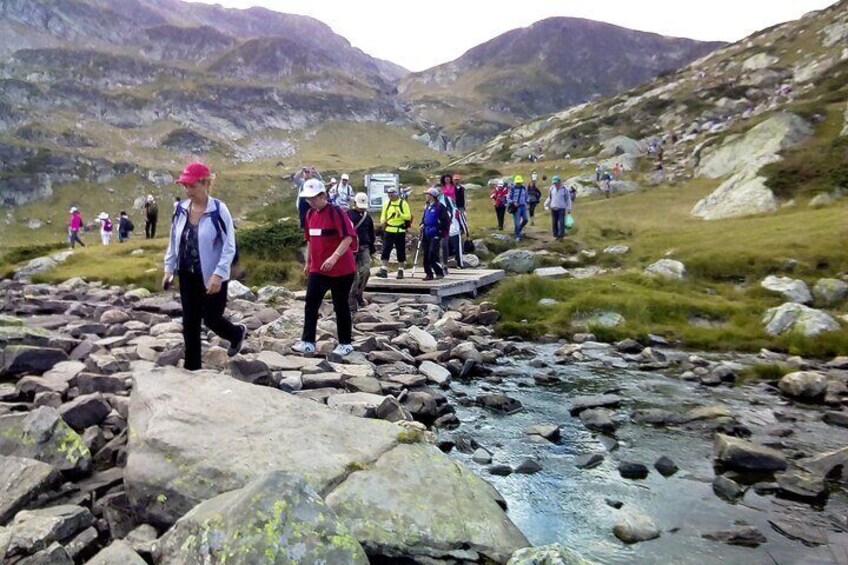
[66,195,163,248]
[490,172,576,241]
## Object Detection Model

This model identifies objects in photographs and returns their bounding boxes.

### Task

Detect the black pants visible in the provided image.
[529,202,538,217]
[69,231,85,248]
[495,206,506,230]
[303,272,355,344]
[178,271,241,371]
[380,231,407,264]
[145,217,157,239]
[298,198,311,229]
[423,235,444,277]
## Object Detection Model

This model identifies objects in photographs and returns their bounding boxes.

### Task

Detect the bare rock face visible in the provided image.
[691,173,778,220]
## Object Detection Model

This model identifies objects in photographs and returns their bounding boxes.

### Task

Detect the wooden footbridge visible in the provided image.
[366,267,505,300]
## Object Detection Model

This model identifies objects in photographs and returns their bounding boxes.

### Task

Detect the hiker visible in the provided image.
[335,174,354,210]
[490,179,508,230]
[292,179,356,356]
[419,187,448,281]
[376,186,411,280]
[437,191,459,272]
[543,175,573,240]
[445,194,468,269]
[508,175,529,242]
[453,174,466,211]
[600,171,612,199]
[527,180,542,226]
[117,211,133,242]
[595,165,602,182]
[163,162,247,371]
[97,212,113,246]
[347,192,376,311]
[68,207,85,248]
[144,194,158,239]
[295,166,324,229]
[439,173,457,201]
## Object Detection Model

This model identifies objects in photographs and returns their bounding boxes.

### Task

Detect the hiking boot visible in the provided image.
[396,269,404,280]
[435,273,445,280]
[331,343,355,357]
[375,268,388,278]
[227,324,248,357]
[423,274,434,281]
[291,340,316,354]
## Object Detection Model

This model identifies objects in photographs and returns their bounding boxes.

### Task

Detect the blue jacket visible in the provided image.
[509,184,528,206]
[421,201,448,238]
[164,198,236,286]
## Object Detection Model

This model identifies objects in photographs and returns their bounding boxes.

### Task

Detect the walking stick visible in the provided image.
[411,235,422,277]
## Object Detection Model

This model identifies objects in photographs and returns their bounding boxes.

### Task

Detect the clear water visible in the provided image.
[446,344,848,564]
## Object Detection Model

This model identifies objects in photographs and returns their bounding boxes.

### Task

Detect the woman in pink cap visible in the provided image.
[163,162,247,370]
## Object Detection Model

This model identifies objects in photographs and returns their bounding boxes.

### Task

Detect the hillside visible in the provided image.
[400,18,724,152]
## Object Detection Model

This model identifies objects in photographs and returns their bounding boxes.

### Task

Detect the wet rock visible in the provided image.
[605,498,623,509]
[714,434,787,472]
[432,413,460,429]
[507,543,596,564]
[569,394,622,416]
[402,391,439,424]
[156,471,367,564]
[613,512,660,544]
[633,409,679,426]
[775,469,826,499]
[778,371,828,402]
[615,339,643,353]
[823,411,848,428]
[0,456,60,523]
[489,464,513,476]
[768,518,827,546]
[654,456,678,477]
[476,393,523,414]
[580,408,617,433]
[515,458,542,475]
[712,475,744,501]
[472,448,493,464]
[525,424,561,443]
[702,526,767,547]
[618,461,649,480]
[574,453,604,469]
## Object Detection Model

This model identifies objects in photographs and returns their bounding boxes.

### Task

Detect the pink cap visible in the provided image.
[175,162,211,185]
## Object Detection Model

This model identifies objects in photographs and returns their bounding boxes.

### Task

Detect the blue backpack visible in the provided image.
[172,198,239,264]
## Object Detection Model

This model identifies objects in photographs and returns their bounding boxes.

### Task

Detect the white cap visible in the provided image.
[496,180,504,187]
[386,186,398,194]
[146,194,154,202]
[70,207,78,213]
[424,187,440,198]
[341,173,350,181]
[300,178,326,198]
[330,177,337,184]
[97,212,108,220]
[354,192,368,209]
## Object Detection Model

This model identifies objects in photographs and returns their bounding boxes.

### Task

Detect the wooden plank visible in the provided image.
[365,267,506,300]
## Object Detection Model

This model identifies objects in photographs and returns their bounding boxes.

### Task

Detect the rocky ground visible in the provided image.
[0,276,846,564]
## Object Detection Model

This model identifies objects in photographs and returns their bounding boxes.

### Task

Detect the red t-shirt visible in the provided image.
[305,205,356,276]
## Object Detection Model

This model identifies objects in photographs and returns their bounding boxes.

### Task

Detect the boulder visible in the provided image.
[2,346,68,377]
[571,311,625,329]
[508,544,597,564]
[227,280,255,301]
[0,407,91,474]
[742,53,779,71]
[714,434,787,472]
[813,278,848,306]
[644,259,686,279]
[0,456,60,523]
[58,393,111,430]
[569,395,622,416]
[613,512,660,544]
[87,540,147,564]
[6,505,94,555]
[156,471,367,564]
[598,136,646,158]
[580,409,616,433]
[603,245,630,255]
[778,371,828,402]
[760,276,812,304]
[697,112,812,179]
[492,250,538,274]
[418,361,451,388]
[762,303,840,336]
[325,443,529,563]
[406,326,437,353]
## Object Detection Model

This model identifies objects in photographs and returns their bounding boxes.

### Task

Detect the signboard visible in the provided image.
[364,173,400,212]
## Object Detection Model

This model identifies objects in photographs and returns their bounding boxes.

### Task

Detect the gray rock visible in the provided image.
[326,392,386,418]
[7,505,94,555]
[572,311,625,329]
[156,471,367,564]
[618,461,649,480]
[763,303,840,336]
[508,543,597,564]
[613,512,660,544]
[775,469,826,499]
[0,456,60,523]
[823,411,848,428]
[813,278,848,306]
[472,448,493,464]
[492,249,539,274]
[714,434,787,472]
[418,361,451,388]
[227,280,256,301]
[654,456,678,477]
[525,424,561,443]
[228,357,271,385]
[580,408,617,433]
[476,393,522,414]
[85,540,147,565]
[534,267,569,279]
[644,259,686,279]
[488,464,513,476]
[569,395,622,416]
[64,527,99,560]
[702,526,767,547]
[761,276,813,304]
[0,407,91,474]
[691,173,778,220]
[58,393,111,431]
[374,397,412,422]
[778,371,828,402]
[406,326,437,353]
[574,453,604,469]
[515,458,542,475]
[603,245,630,255]
[15,542,73,564]
[344,376,382,395]
[326,443,528,563]
[712,475,744,501]
[2,346,68,377]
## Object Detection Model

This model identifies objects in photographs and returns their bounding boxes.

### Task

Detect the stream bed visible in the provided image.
[445,344,848,564]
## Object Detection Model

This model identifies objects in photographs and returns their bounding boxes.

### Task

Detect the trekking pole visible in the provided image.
[411,235,422,277]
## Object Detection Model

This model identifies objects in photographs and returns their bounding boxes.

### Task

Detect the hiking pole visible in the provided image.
[411,235,422,277]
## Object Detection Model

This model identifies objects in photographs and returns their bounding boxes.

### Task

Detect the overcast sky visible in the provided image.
[190,0,838,72]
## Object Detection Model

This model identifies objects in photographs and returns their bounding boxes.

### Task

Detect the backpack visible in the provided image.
[386,199,413,230]
[103,219,112,232]
[126,219,134,232]
[172,199,239,265]
[306,204,359,254]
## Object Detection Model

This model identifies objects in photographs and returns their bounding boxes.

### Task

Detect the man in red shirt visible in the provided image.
[292,179,357,356]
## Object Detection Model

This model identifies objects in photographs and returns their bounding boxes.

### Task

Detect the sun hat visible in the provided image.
[354,192,368,209]
[300,178,326,198]
[175,162,211,185]
[341,173,350,181]
[423,187,440,198]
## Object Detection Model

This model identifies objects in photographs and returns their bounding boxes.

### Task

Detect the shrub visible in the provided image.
[761,136,848,199]
[238,221,303,259]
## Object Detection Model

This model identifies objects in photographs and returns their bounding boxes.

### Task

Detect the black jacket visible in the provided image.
[347,209,376,254]
[455,184,466,209]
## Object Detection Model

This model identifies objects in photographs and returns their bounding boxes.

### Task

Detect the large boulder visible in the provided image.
[492,250,538,274]
[1,346,68,377]
[714,434,787,472]
[814,278,848,306]
[598,136,646,158]
[325,443,529,563]
[762,303,840,336]
[697,112,812,179]
[0,407,90,474]
[760,276,813,304]
[644,259,686,279]
[125,367,524,561]
[613,512,660,544]
[156,471,368,564]
[691,173,778,220]
[13,251,73,281]
[0,456,60,523]
[778,371,829,402]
